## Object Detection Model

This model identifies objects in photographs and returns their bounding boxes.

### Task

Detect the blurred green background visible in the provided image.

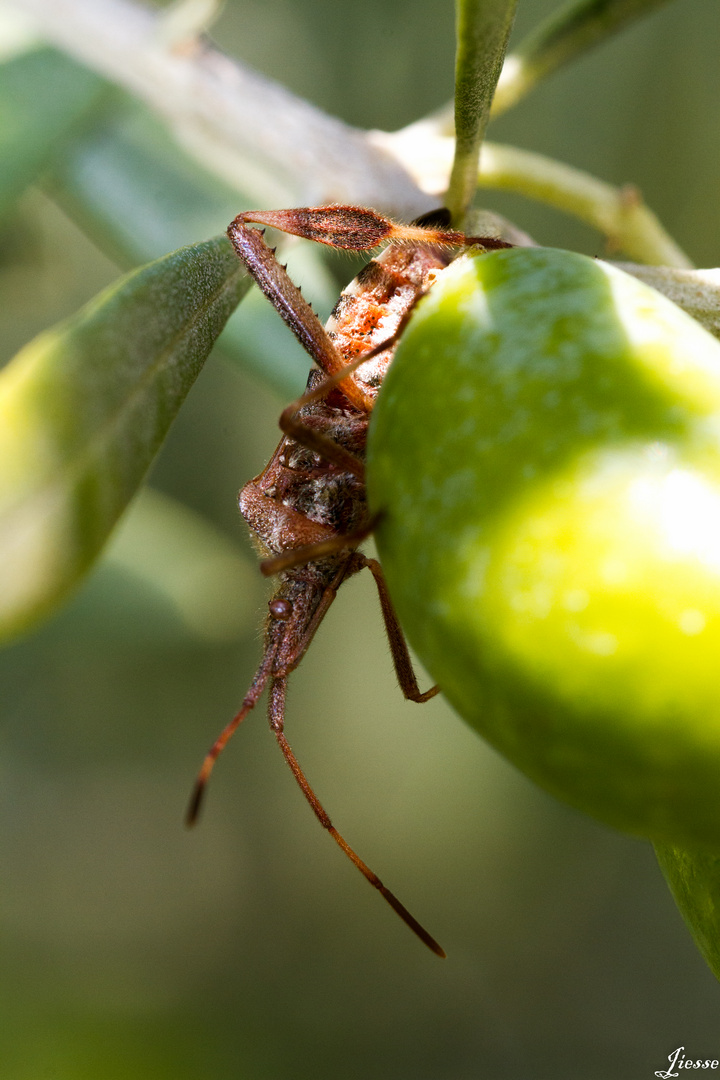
[1,0,720,1076]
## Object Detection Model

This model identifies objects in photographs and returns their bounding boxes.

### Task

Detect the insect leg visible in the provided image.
[228,218,374,413]
[259,520,375,577]
[233,205,499,251]
[240,479,340,554]
[187,554,358,824]
[267,677,446,957]
[186,643,279,825]
[360,555,440,703]
[275,328,408,478]
[277,410,365,481]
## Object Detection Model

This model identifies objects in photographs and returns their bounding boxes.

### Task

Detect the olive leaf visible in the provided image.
[654,842,720,983]
[618,264,720,343]
[46,97,337,398]
[0,47,106,219]
[47,97,246,269]
[0,235,251,643]
[492,0,674,116]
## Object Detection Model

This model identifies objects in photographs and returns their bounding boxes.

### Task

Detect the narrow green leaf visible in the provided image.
[48,99,246,268]
[0,236,251,643]
[619,265,720,341]
[655,841,720,983]
[492,0,673,116]
[0,47,105,218]
[47,99,337,398]
[446,0,518,224]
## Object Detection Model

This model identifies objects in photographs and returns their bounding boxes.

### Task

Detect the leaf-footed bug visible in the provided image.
[186,205,511,956]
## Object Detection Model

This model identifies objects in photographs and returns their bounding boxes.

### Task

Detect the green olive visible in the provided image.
[367,246,720,847]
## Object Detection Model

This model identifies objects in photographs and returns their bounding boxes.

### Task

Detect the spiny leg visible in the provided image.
[227,217,372,413]
[267,677,446,957]
[228,206,512,416]
[228,205,514,384]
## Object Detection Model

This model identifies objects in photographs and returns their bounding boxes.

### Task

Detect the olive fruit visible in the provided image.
[366,246,720,847]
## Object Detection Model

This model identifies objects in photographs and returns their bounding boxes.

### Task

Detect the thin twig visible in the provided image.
[9,0,692,268]
[371,124,693,268]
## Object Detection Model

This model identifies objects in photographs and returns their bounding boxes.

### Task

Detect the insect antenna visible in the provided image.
[267,679,446,957]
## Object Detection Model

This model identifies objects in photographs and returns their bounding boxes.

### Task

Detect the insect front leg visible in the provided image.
[227,205,471,413]
[227,215,373,412]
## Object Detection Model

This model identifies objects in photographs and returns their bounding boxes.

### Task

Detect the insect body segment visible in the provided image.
[189,205,506,956]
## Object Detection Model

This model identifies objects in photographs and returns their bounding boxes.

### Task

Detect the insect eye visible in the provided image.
[268,598,293,620]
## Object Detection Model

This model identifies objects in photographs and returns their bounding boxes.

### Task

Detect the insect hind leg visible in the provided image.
[267,677,446,956]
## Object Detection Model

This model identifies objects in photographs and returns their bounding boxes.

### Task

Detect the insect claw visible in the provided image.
[185,776,205,827]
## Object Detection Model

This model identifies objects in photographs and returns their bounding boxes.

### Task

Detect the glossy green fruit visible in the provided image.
[367,246,720,847]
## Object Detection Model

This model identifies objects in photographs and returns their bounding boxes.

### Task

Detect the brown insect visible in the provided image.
[186,204,511,957]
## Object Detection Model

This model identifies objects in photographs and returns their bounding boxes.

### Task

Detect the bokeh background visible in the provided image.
[1,0,720,1076]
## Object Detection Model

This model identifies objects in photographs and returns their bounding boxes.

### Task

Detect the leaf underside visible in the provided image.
[0,235,251,642]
